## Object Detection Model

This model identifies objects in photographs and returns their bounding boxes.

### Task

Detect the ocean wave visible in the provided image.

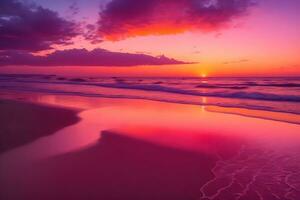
[195,84,248,89]
[93,83,300,102]
[241,82,300,87]
[195,82,300,89]
[2,75,300,119]
[1,78,300,103]
[2,84,299,115]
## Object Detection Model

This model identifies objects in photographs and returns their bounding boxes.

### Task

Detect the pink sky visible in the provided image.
[0,0,299,77]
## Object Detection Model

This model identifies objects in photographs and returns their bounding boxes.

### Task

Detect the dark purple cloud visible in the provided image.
[0,0,79,52]
[98,0,257,40]
[0,49,189,66]
[84,24,103,44]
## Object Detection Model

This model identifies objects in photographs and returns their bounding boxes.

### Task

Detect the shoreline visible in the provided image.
[0,90,299,125]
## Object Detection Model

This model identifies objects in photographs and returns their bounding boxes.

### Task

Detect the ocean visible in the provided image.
[0,74,300,115]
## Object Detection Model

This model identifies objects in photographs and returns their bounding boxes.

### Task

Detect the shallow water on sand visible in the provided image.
[0,95,300,200]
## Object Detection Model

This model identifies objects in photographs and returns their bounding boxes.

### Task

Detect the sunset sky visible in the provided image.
[0,0,299,77]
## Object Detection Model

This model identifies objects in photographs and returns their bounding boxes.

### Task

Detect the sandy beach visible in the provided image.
[0,99,80,153]
[1,93,300,200]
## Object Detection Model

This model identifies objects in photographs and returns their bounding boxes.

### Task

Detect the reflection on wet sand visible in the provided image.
[3,131,216,200]
[0,93,300,200]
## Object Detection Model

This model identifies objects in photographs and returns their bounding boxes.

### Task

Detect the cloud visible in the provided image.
[68,1,79,16]
[98,0,257,40]
[83,24,103,44]
[0,49,189,66]
[0,0,79,52]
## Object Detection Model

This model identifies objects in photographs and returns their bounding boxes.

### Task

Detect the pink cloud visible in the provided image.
[98,0,257,40]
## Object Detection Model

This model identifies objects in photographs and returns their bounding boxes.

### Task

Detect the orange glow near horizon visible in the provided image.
[0,63,299,78]
[200,73,207,78]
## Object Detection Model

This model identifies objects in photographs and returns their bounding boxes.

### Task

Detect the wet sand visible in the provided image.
[0,98,219,200]
[6,131,216,200]
[1,95,300,200]
[0,99,80,153]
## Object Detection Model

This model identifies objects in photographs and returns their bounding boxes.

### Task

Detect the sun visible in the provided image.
[201,73,207,78]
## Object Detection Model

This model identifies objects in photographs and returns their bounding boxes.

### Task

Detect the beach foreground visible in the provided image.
[0,100,80,153]
[0,93,300,200]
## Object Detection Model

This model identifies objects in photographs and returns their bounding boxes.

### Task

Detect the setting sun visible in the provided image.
[201,73,207,78]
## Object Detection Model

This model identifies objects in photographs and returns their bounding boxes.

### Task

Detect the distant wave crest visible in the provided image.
[1,77,300,103]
